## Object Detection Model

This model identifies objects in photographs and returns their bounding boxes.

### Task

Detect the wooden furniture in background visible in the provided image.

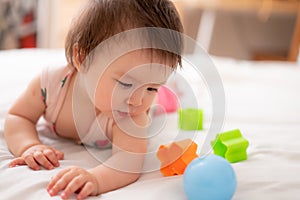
[173,0,300,62]
[288,4,300,62]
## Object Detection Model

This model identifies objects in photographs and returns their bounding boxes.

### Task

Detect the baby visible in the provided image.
[4,0,183,199]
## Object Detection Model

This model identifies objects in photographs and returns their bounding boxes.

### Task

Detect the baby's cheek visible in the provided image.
[94,91,111,110]
[144,94,157,108]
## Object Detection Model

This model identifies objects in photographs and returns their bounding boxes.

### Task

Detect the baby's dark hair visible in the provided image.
[65,0,184,69]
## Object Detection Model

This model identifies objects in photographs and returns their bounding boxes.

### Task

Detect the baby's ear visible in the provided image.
[72,43,85,72]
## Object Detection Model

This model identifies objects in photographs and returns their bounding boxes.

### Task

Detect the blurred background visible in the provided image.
[0,0,299,62]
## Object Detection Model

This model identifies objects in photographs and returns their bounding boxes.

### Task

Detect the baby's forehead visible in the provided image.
[115,62,172,85]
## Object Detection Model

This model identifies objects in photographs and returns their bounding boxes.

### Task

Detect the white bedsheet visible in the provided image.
[0,49,300,200]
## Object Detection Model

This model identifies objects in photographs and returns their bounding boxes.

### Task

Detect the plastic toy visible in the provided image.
[154,85,179,116]
[178,108,203,130]
[211,129,249,163]
[156,139,198,176]
[183,155,237,200]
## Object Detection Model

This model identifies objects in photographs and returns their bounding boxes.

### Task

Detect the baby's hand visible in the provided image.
[47,166,99,200]
[9,144,64,170]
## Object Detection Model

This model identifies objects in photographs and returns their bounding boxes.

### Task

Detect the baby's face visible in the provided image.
[94,50,173,119]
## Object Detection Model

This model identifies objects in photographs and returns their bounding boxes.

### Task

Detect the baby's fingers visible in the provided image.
[9,157,26,168]
[47,168,71,196]
[43,149,60,167]
[61,176,87,199]
[54,149,64,160]
[77,182,95,200]
[32,151,55,170]
[10,156,40,170]
[24,154,41,170]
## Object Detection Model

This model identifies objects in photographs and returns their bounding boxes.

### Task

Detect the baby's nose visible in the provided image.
[127,88,145,107]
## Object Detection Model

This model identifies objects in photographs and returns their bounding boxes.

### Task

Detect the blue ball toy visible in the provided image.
[183,155,237,200]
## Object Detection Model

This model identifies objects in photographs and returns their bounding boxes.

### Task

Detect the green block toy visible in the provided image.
[211,129,249,163]
[179,108,203,130]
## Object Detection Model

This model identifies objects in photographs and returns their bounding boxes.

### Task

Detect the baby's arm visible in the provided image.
[47,114,148,199]
[4,75,63,170]
[91,118,147,193]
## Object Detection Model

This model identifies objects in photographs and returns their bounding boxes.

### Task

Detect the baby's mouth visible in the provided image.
[116,110,130,117]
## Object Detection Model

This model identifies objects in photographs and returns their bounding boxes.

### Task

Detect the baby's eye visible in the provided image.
[117,80,132,88]
[147,87,158,92]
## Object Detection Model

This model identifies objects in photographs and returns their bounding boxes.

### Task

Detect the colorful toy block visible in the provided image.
[156,139,198,176]
[155,85,179,116]
[211,129,249,163]
[179,108,203,130]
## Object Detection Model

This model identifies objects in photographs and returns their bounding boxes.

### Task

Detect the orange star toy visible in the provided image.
[156,139,198,176]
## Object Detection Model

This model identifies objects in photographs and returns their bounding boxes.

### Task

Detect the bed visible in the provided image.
[0,48,300,199]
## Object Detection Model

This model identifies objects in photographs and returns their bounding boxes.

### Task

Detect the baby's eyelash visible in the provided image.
[147,87,158,92]
[117,80,132,88]
[116,79,158,92]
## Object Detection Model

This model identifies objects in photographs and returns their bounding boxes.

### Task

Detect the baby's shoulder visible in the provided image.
[41,65,74,87]
[42,64,73,80]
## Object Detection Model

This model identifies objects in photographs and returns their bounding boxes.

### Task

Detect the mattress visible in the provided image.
[0,49,300,199]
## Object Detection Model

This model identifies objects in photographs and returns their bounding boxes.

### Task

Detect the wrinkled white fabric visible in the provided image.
[0,49,300,200]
